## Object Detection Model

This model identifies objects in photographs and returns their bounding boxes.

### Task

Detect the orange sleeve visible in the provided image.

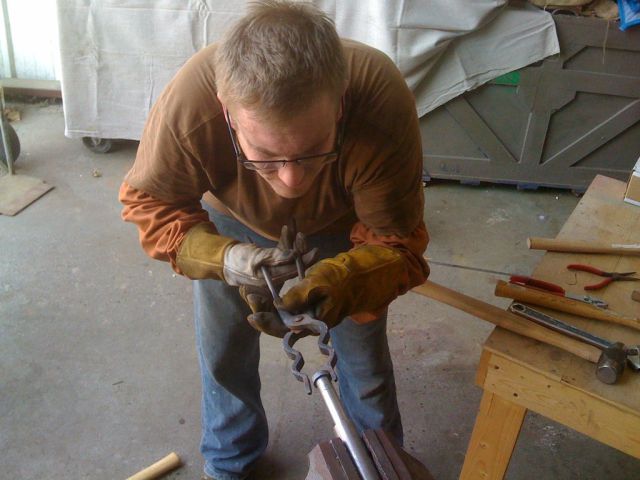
[119,181,211,274]
[350,220,430,291]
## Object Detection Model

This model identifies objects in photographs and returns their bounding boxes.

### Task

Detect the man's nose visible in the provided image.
[277,162,305,187]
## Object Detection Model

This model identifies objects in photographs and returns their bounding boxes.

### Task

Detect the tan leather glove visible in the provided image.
[281,245,409,328]
[239,285,289,338]
[176,222,317,285]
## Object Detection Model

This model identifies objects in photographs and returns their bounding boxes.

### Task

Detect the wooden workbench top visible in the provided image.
[484,175,640,414]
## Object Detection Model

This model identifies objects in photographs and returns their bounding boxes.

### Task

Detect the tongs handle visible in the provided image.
[260,266,337,395]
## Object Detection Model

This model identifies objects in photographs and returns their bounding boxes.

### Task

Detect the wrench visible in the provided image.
[509,303,640,384]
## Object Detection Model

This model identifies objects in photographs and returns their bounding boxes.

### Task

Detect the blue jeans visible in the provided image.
[194,207,402,480]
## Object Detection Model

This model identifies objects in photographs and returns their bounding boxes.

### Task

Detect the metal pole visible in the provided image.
[314,373,380,480]
[0,0,16,79]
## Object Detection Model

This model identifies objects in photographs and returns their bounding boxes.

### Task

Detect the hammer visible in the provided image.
[509,303,640,384]
[412,281,639,385]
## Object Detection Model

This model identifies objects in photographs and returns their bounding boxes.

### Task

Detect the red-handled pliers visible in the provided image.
[567,264,640,290]
[509,275,608,308]
[510,275,565,294]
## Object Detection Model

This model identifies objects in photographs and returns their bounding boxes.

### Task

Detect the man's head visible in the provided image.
[215,0,347,119]
[215,1,347,198]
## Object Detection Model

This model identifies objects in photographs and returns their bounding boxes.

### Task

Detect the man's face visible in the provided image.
[226,95,341,199]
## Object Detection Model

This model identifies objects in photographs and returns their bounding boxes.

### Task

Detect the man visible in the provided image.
[119,1,429,479]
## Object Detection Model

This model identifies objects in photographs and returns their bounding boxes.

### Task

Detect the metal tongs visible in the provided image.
[260,263,337,395]
[260,258,381,480]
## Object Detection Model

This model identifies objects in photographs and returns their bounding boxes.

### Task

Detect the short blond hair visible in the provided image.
[214,1,347,118]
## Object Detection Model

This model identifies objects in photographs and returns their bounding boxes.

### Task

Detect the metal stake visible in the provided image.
[314,373,380,480]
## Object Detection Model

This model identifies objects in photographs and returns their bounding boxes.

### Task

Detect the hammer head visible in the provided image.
[596,343,627,385]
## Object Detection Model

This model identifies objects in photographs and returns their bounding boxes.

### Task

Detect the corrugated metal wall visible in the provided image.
[0,0,60,80]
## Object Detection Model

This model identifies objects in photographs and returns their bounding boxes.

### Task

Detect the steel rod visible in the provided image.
[314,374,380,480]
[426,259,513,276]
[260,265,280,301]
[0,0,16,78]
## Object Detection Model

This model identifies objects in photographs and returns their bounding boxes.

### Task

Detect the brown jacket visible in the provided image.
[120,39,429,289]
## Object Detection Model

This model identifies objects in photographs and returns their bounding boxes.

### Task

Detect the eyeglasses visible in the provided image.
[224,109,343,172]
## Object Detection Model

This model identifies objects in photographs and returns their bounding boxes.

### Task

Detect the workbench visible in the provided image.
[459,175,640,479]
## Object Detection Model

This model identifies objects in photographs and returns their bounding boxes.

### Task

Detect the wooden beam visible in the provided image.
[459,386,526,480]
[445,98,516,165]
[543,99,640,169]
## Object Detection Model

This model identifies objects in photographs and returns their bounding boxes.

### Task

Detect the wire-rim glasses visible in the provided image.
[224,109,343,172]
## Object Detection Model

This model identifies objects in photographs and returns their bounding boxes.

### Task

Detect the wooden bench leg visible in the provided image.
[459,390,527,480]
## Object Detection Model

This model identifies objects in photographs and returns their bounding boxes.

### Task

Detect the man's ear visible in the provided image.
[218,94,237,128]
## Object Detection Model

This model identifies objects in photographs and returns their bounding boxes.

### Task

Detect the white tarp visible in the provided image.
[321,0,560,116]
[57,0,559,139]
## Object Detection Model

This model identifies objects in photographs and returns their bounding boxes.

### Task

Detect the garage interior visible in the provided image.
[2,2,640,480]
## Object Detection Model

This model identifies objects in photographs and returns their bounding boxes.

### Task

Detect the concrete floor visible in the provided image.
[2,102,639,480]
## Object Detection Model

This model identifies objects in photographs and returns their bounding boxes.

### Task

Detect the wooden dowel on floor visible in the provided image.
[126,452,182,480]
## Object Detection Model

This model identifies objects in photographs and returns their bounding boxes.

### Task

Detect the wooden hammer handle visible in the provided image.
[127,452,182,480]
[527,237,640,255]
[412,280,601,363]
[495,280,640,331]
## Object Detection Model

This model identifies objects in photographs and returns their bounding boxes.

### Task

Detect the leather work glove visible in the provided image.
[281,245,409,328]
[239,284,290,338]
[176,222,317,286]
